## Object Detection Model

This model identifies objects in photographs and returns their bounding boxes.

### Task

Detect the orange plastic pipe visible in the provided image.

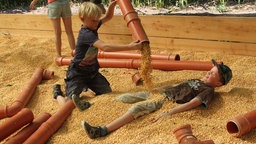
[173,124,214,144]
[55,57,71,66]
[117,0,149,43]
[4,112,51,144]
[71,50,179,60]
[0,68,54,120]
[226,109,256,137]
[98,59,216,71]
[56,57,217,71]
[97,51,180,60]
[0,108,34,142]
[24,100,75,144]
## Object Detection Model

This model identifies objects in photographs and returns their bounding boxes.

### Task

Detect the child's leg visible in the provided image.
[88,72,112,96]
[50,18,62,58]
[62,17,76,51]
[56,96,67,106]
[105,111,135,133]
[82,111,135,139]
[65,75,92,111]
[53,84,66,106]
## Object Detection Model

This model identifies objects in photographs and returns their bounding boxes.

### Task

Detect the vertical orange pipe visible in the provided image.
[24,100,75,144]
[4,112,51,144]
[226,109,256,137]
[173,124,214,144]
[116,0,149,43]
[0,68,54,120]
[55,57,217,71]
[0,108,34,141]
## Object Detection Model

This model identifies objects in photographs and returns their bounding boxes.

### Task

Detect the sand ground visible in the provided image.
[0,15,256,143]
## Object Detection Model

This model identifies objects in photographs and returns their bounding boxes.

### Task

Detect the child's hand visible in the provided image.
[129,40,143,51]
[151,111,169,123]
[110,0,117,4]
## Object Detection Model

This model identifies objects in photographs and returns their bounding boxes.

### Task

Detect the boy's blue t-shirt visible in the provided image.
[71,20,103,72]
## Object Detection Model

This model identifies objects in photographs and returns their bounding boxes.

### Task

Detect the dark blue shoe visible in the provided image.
[72,94,91,111]
[81,121,108,139]
[53,84,63,99]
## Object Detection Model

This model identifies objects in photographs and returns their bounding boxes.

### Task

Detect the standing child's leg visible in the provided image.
[50,18,62,58]
[61,1,75,52]
[62,17,76,51]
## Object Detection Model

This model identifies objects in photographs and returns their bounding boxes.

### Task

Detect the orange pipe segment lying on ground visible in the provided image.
[4,112,51,144]
[0,68,54,120]
[97,51,180,60]
[71,50,179,60]
[56,57,217,71]
[226,109,256,137]
[173,124,214,144]
[0,108,34,142]
[24,100,75,144]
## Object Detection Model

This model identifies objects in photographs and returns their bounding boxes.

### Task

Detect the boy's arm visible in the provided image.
[151,97,202,122]
[30,0,39,10]
[101,0,117,24]
[93,39,142,52]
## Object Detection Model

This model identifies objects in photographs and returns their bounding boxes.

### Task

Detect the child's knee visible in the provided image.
[128,101,164,119]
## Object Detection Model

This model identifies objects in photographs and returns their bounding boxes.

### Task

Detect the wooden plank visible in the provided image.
[100,35,256,56]
[139,16,256,43]
[0,14,256,56]
[148,37,256,56]
[0,14,53,31]
[96,15,256,43]
[1,14,255,43]
[2,29,254,56]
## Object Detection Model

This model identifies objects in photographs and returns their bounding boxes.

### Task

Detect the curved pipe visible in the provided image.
[132,72,143,86]
[24,100,75,144]
[0,68,54,120]
[5,112,51,144]
[117,0,149,43]
[173,124,214,144]
[0,108,34,141]
[226,109,256,137]
[56,57,219,71]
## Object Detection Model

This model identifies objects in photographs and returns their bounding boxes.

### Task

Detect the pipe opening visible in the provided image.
[43,70,54,80]
[226,122,239,133]
[174,54,180,60]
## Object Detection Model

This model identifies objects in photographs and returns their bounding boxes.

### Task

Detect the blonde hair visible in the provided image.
[78,2,102,20]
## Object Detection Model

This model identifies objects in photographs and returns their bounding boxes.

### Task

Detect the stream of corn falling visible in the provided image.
[139,41,152,90]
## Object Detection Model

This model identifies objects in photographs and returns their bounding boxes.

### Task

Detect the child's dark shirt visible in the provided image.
[163,79,214,108]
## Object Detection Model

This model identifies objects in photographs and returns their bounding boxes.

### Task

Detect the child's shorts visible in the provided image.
[48,0,72,19]
[128,100,164,119]
[65,71,112,99]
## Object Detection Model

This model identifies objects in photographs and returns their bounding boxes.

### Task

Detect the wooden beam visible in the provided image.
[0,14,255,56]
